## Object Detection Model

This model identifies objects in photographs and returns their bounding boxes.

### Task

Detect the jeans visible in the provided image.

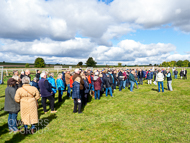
[113,81,116,89]
[8,113,18,131]
[119,80,123,91]
[67,84,71,97]
[106,87,113,97]
[174,75,177,79]
[92,84,94,91]
[158,81,164,92]
[89,84,92,91]
[167,81,173,91]
[123,80,126,89]
[135,80,138,85]
[130,81,135,91]
[42,96,55,112]
[24,125,35,129]
[94,90,100,99]
[58,90,63,102]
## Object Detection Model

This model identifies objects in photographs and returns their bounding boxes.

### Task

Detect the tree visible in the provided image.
[162,61,168,67]
[170,61,177,67]
[118,63,122,67]
[34,57,45,68]
[85,57,97,67]
[182,60,189,67]
[188,62,190,67]
[25,63,30,68]
[77,61,83,66]
[176,60,183,67]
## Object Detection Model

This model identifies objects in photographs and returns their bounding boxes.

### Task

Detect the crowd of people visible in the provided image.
[4,67,188,134]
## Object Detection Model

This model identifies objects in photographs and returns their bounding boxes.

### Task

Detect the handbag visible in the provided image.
[22,87,39,108]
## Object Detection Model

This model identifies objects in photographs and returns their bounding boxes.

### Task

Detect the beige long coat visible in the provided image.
[15,84,40,125]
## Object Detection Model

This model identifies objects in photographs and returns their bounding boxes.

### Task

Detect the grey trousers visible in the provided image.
[167,81,173,91]
[139,78,143,85]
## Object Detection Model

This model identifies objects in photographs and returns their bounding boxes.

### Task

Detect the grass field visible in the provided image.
[0,70,190,142]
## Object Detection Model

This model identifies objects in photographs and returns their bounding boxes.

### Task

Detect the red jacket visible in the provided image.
[94,77,102,90]
[70,76,73,88]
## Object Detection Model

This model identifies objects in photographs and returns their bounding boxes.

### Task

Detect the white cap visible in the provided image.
[95,72,99,76]
[75,68,80,73]
[40,72,46,78]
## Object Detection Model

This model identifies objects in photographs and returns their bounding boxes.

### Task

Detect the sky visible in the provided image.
[0,0,190,65]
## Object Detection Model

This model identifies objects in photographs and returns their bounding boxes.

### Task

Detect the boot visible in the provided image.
[73,102,77,113]
[78,103,82,114]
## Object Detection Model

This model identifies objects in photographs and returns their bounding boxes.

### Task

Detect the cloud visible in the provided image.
[0,0,190,65]
[0,37,96,58]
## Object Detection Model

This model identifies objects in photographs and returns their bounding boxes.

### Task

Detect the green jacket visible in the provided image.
[129,73,136,82]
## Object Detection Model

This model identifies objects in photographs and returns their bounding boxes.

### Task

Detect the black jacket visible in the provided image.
[36,73,40,81]
[104,75,112,88]
[138,71,143,78]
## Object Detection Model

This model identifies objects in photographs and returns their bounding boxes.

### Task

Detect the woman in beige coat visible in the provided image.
[15,76,40,134]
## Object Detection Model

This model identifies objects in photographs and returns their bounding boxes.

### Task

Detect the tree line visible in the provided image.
[160,60,190,67]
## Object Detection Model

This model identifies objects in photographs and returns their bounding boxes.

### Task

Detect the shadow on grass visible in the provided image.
[0,107,4,111]
[0,95,5,98]
[0,123,9,137]
[0,111,9,117]
[5,114,57,143]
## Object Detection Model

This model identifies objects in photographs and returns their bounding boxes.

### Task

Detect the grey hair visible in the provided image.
[49,73,54,77]
[22,76,30,84]
[33,77,37,81]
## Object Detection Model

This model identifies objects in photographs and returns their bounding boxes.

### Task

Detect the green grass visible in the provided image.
[0,71,190,142]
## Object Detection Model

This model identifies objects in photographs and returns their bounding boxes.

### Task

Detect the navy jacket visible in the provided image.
[30,81,39,91]
[72,81,80,99]
[38,78,52,97]
[104,75,112,88]
[138,71,143,78]
[83,78,89,94]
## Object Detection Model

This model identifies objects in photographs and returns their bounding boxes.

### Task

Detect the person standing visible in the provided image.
[166,70,173,91]
[147,70,152,84]
[56,73,65,102]
[180,69,184,80]
[47,73,57,99]
[104,74,113,97]
[93,72,102,100]
[15,76,40,134]
[174,69,178,79]
[129,71,136,92]
[184,68,187,79]
[118,70,124,91]
[12,70,21,90]
[35,70,40,81]
[72,69,84,113]
[156,69,164,92]
[4,78,20,133]
[83,73,89,106]
[163,68,167,80]
[153,69,158,81]
[39,73,57,114]
[112,70,117,90]
[138,69,143,85]
[65,70,71,97]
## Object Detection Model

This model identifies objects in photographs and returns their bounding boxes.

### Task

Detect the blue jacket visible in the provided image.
[83,78,89,94]
[56,79,65,91]
[30,81,39,91]
[47,76,57,94]
[38,78,52,97]
[147,72,152,80]
[72,81,80,99]
[143,71,146,78]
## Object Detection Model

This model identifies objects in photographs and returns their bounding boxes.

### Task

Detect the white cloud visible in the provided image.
[0,0,190,65]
